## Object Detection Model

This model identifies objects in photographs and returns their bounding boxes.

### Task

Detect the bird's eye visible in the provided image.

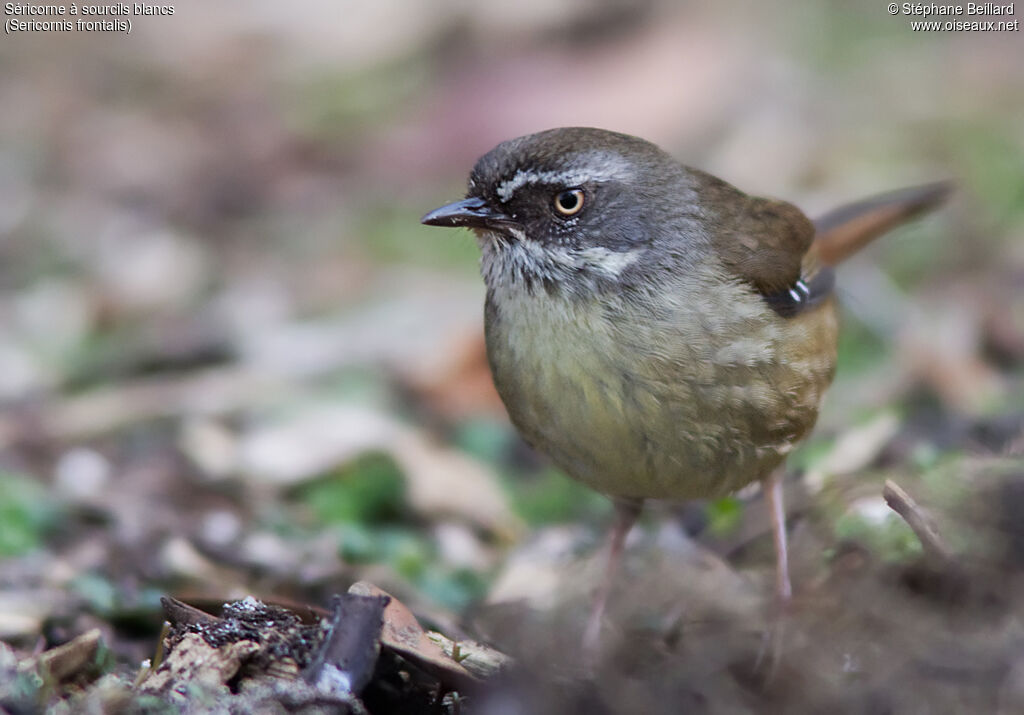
[553,188,585,216]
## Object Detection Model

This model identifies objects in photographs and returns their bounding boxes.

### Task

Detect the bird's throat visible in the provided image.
[478,231,641,296]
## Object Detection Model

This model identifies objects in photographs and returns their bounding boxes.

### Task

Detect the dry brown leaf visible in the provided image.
[424,632,511,681]
[238,405,522,536]
[348,581,479,690]
[804,412,901,493]
[401,330,505,420]
[29,628,103,683]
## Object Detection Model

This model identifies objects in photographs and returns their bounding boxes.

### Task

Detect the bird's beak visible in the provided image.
[421,197,517,232]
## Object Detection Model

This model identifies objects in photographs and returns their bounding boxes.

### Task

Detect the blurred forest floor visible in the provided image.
[0,1,1022,713]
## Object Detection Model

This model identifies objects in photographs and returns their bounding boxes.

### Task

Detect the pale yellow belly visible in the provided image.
[485,283,837,501]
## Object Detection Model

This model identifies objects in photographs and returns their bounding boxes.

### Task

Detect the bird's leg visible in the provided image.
[755,470,793,678]
[765,469,792,604]
[582,497,643,661]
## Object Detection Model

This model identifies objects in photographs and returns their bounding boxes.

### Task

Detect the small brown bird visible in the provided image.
[421,127,949,653]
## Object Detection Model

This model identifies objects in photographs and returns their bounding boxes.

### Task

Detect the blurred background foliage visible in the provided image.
[0,0,1021,700]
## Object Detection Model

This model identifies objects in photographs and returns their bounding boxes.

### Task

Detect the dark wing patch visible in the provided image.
[762,266,835,317]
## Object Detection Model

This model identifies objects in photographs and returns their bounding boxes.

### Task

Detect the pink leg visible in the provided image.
[756,470,794,675]
[582,498,642,660]
[765,470,792,603]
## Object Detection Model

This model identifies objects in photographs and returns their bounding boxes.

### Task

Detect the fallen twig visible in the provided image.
[883,479,952,565]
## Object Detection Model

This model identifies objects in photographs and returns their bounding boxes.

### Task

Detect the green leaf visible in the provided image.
[294,453,406,526]
[0,472,59,557]
[508,468,608,526]
[834,509,922,562]
[706,497,744,537]
[415,568,488,613]
[70,572,119,616]
[452,418,512,464]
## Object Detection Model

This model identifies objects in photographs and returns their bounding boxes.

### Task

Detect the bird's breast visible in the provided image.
[483,265,838,501]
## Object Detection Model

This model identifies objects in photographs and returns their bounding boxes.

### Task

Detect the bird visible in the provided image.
[420,127,950,656]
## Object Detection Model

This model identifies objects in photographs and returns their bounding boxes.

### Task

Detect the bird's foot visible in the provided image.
[753,592,792,681]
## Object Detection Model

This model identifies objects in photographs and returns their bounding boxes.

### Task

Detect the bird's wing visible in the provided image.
[697,171,815,296]
[692,170,826,317]
[701,174,951,318]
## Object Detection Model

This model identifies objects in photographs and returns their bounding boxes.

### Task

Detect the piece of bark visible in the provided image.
[139,633,260,695]
[303,593,388,698]
[348,581,481,690]
[161,596,223,628]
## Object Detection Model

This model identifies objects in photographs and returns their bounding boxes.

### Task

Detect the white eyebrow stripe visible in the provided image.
[495,153,634,202]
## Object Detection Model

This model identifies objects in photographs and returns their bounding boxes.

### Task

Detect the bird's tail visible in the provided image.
[813,182,952,267]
